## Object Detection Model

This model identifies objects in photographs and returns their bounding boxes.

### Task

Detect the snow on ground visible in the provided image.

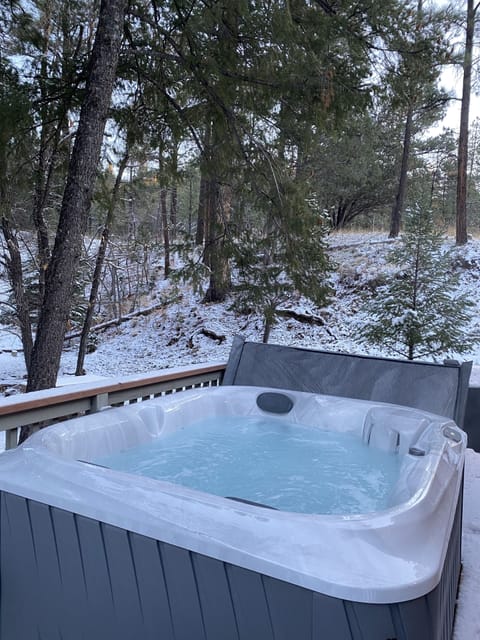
[3,232,480,384]
[1,230,480,637]
[455,449,480,639]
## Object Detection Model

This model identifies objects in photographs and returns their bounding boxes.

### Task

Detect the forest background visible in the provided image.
[1,0,480,399]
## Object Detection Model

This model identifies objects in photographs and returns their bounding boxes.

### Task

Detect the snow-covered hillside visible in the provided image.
[1,231,480,387]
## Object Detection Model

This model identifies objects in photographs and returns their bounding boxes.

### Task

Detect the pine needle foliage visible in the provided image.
[360,204,475,360]
[234,164,332,343]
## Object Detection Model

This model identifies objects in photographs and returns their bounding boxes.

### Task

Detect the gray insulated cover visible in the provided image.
[223,336,472,427]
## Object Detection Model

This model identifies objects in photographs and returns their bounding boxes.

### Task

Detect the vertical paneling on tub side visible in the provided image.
[0,492,461,640]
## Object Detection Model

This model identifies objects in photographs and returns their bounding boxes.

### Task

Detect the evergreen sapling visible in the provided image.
[360,205,475,360]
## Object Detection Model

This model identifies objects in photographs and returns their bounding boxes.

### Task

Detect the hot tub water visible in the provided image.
[96,415,403,515]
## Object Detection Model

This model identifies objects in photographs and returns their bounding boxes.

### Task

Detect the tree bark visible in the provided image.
[161,186,171,277]
[389,107,413,238]
[0,216,34,372]
[196,176,207,245]
[203,182,231,302]
[170,185,177,240]
[25,0,127,402]
[262,312,273,343]
[0,133,33,371]
[75,152,128,376]
[456,0,477,245]
[201,116,231,302]
[188,173,193,234]
[169,145,178,240]
[32,133,53,302]
[389,0,423,239]
[32,3,56,303]
[196,124,212,246]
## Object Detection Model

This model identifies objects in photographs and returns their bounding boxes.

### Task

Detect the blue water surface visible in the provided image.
[95,416,403,514]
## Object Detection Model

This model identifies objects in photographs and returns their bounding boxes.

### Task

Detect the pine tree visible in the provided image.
[0,62,35,370]
[235,173,332,343]
[385,1,452,238]
[360,204,474,360]
[456,0,479,245]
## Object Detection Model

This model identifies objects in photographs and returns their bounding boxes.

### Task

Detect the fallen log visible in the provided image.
[65,295,182,340]
[276,308,327,325]
[276,308,336,338]
[188,326,226,348]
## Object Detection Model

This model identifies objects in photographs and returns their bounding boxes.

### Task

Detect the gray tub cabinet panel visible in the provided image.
[191,554,240,640]
[0,490,462,640]
[312,593,356,640]
[74,516,123,637]
[101,524,146,638]
[464,386,480,451]
[27,499,68,639]
[128,534,176,639]
[263,577,314,640]
[225,565,275,640]
[159,542,208,640]
[345,601,398,639]
[0,493,42,640]
[50,508,95,638]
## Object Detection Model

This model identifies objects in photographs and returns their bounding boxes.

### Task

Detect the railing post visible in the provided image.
[5,428,18,451]
[90,393,109,413]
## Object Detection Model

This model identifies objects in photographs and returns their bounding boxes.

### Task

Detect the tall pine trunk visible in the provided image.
[202,119,231,303]
[196,126,211,246]
[161,186,171,277]
[203,181,231,303]
[170,185,177,240]
[389,0,423,239]
[32,133,53,302]
[389,107,413,238]
[169,145,178,240]
[0,215,34,371]
[75,152,128,376]
[456,0,476,245]
[24,0,127,416]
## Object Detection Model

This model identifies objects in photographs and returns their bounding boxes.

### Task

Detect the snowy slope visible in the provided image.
[2,231,480,385]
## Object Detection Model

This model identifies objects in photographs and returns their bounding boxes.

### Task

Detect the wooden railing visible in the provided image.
[0,362,227,450]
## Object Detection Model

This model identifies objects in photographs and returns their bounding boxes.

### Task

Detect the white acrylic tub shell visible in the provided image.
[0,386,465,604]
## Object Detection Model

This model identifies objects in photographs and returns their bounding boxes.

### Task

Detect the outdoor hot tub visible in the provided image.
[0,384,465,640]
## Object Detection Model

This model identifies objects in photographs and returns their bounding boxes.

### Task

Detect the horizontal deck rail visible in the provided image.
[0,362,227,450]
